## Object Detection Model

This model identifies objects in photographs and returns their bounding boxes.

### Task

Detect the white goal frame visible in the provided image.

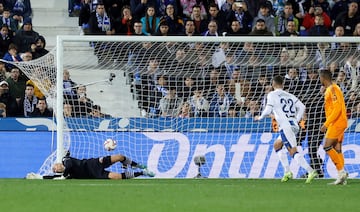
[55,35,359,163]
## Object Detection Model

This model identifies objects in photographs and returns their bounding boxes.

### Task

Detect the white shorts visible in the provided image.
[277,121,299,149]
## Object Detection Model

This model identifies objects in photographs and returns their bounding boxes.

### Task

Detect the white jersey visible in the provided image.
[259,88,305,130]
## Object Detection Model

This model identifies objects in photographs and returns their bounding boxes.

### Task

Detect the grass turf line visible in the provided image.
[0,179,358,212]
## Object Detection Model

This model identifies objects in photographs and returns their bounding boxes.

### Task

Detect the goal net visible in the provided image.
[14,36,360,179]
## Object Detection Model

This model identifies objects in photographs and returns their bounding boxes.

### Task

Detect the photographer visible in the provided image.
[226,1,253,35]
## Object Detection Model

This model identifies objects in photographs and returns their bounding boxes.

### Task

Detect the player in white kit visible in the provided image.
[255,75,318,183]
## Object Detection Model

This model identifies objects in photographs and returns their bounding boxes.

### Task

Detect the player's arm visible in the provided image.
[295,99,305,123]
[255,104,273,121]
[323,88,343,127]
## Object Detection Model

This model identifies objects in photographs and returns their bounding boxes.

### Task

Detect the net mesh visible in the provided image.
[10,36,360,178]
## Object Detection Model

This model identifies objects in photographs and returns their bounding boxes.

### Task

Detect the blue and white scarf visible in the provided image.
[96,11,111,32]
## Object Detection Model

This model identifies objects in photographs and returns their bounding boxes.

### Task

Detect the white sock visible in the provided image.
[293,152,313,173]
[277,149,290,173]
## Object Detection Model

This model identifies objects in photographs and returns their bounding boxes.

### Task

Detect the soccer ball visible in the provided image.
[104,138,117,151]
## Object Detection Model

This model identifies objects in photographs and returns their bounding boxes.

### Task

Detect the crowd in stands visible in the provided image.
[65,0,360,119]
[0,0,53,118]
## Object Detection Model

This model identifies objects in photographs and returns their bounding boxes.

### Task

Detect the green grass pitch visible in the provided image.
[1,178,358,212]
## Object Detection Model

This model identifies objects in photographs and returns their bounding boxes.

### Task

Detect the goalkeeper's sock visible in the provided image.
[338,152,345,170]
[121,156,138,167]
[121,171,142,179]
[293,152,313,173]
[277,148,290,173]
[325,147,342,171]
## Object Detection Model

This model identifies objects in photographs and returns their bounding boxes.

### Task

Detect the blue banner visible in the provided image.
[0,131,359,179]
[1,117,360,132]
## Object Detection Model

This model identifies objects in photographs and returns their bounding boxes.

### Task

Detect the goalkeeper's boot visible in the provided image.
[305,170,318,184]
[134,164,147,169]
[330,171,348,185]
[281,172,293,182]
[142,169,155,177]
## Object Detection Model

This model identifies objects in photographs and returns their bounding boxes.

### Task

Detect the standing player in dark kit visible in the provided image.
[303,86,326,178]
[51,152,155,179]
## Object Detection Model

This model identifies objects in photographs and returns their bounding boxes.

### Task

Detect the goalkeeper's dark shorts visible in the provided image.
[87,156,112,179]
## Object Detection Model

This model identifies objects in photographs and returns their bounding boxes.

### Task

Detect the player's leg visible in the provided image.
[108,154,147,169]
[281,127,317,183]
[273,135,292,182]
[108,170,155,179]
[308,133,324,178]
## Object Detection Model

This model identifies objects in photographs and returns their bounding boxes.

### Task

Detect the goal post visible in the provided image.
[16,35,360,178]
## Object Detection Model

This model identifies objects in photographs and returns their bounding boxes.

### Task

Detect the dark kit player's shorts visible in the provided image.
[87,156,112,179]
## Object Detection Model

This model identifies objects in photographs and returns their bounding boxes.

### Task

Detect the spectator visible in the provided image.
[31,35,48,59]
[26,80,44,99]
[63,69,77,99]
[13,17,39,53]
[248,18,273,36]
[140,6,160,36]
[88,3,114,35]
[307,15,330,36]
[72,84,94,117]
[182,19,198,36]
[190,4,207,35]
[227,69,251,104]
[9,0,32,27]
[159,85,183,117]
[345,90,360,114]
[330,0,350,21]
[302,4,331,31]
[0,7,17,36]
[19,83,37,117]
[132,20,145,35]
[280,19,299,36]
[0,24,13,58]
[209,83,234,117]
[244,99,260,118]
[351,102,360,118]
[63,102,74,117]
[283,67,301,94]
[20,50,32,61]
[155,19,170,36]
[180,0,206,19]
[208,3,227,33]
[334,1,360,36]
[244,0,268,18]
[78,0,92,35]
[156,0,179,17]
[353,22,360,50]
[202,20,219,36]
[0,61,7,80]
[336,70,350,94]
[0,102,6,117]
[115,5,133,35]
[343,55,360,91]
[3,43,22,69]
[163,3,184,35]
[226,1,253,35]
[68,0,81,17]
[274,2,299,36]
[0,80,18,116]
[189,86,209,117]
[225,19,244,36]
[29,97,53,117]
[6,67,26,105]
[178,101,192,118]
[0,3,4,16]
[90,104,112,118]
[178,76,196,101]
[130,0,156,20]
[252,2,275,35]
[331,25,345,50]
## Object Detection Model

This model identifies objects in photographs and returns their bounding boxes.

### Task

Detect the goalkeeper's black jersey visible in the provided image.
[62,156,109,179]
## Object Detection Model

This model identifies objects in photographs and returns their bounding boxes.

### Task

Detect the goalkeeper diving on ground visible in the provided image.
[26,151,155,180]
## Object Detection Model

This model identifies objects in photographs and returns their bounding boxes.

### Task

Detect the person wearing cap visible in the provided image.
[252,2,275,35]
[0,79,19,116]
[13,17,40,53]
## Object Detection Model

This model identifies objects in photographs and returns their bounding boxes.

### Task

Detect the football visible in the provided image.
[104,138,117,151]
